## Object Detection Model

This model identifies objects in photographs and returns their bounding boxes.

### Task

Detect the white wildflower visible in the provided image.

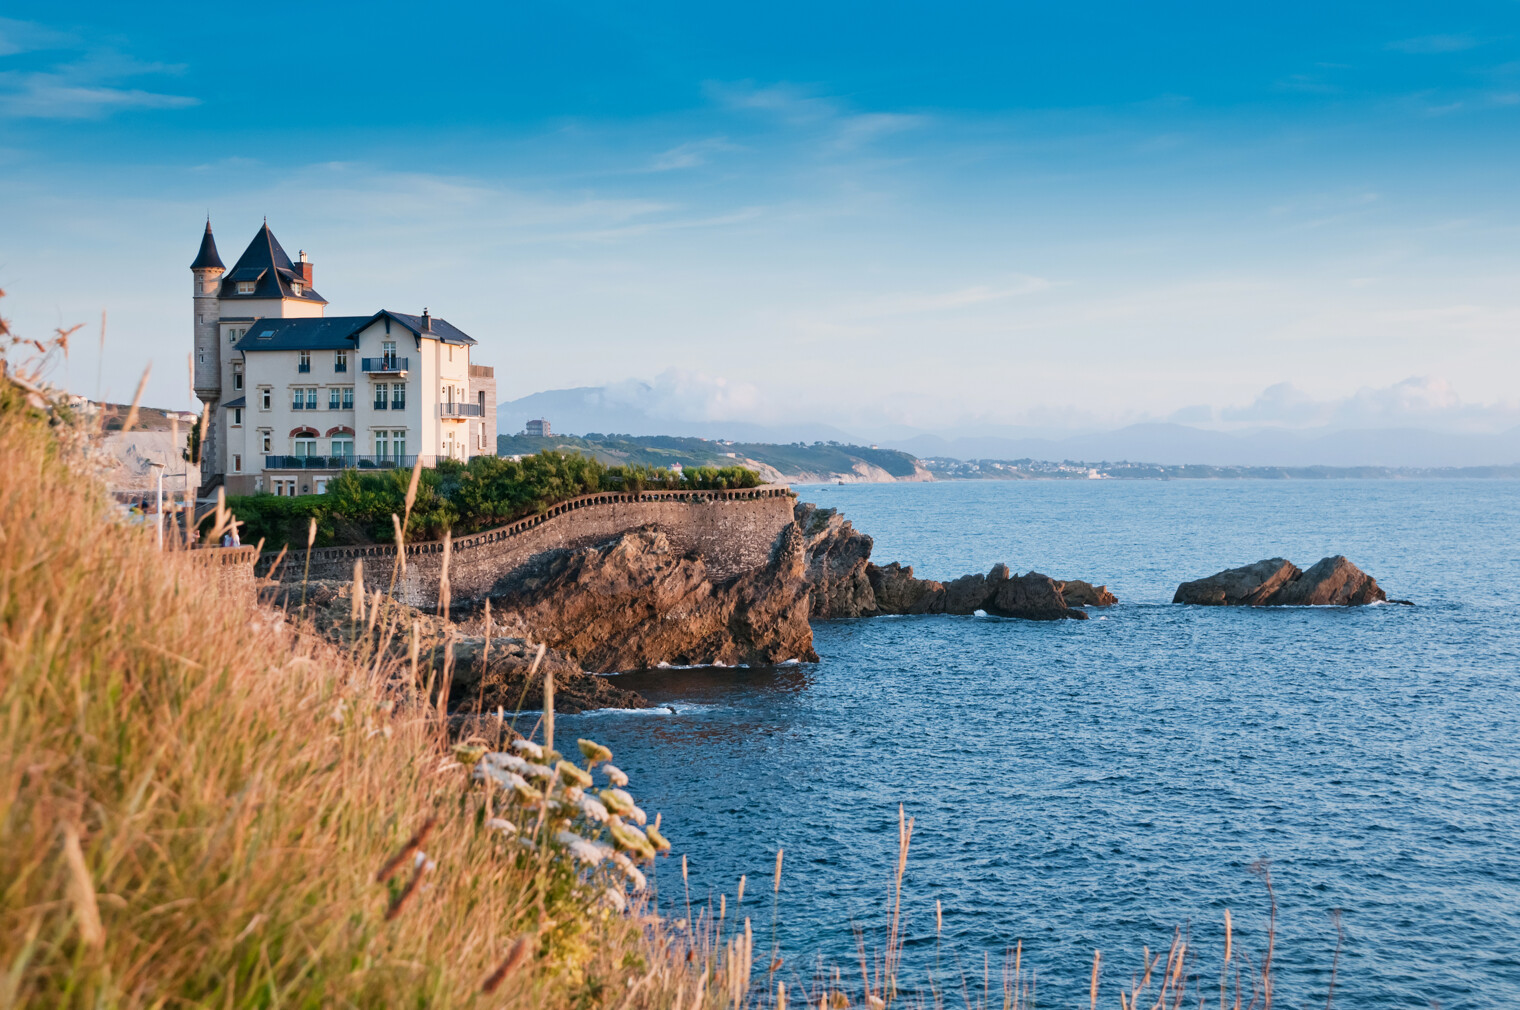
[602,887,627,912]
[511,738,544,760]
[579,796,610,823]
[556,830,608,866]
[612,851,648,891]
[626,804,647,826]
[486,818,517,834]
[603,764,629,787]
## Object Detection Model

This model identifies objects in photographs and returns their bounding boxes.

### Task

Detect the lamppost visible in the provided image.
[148,461,166,549]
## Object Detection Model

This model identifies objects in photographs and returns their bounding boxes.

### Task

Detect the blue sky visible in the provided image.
[2,2,1519,436]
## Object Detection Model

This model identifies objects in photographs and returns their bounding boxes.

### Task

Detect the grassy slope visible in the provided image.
[0,383,696,1008]
[497,433,922,480]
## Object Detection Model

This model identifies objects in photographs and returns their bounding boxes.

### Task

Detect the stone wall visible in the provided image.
[260,485,796,609]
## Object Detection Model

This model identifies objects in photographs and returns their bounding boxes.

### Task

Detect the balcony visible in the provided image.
[297,362,311,373]
[439,402,485,417]
[265,454,436,471]
[361,356,409,374]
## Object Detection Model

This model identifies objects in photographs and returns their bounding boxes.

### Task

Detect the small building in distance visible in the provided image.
[525,418,552,437]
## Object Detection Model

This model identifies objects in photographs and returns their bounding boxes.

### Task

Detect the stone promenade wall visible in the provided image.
[259,485,796,609]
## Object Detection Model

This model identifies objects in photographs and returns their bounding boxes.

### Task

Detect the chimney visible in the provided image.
[297,250,313,285]
[421,308,431,332]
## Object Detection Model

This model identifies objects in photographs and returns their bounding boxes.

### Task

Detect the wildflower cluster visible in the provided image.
[468,735,670,916]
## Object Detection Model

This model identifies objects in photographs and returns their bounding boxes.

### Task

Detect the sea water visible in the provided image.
[559,479,1520,1009]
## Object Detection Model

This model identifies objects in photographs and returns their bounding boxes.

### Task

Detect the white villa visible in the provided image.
[191,222,496,496]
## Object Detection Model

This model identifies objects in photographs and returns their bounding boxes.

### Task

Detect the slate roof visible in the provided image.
[223,396,246,408]
[371,310,477,345]
[235,316,373,351]
[190,220,224,270]
[218,224,327,304]
[232,311,477,351]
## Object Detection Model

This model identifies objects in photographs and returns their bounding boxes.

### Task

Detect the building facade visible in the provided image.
[192,222,496,496]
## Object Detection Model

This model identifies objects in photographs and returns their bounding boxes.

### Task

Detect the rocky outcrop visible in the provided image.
[1174,556,1387,606]
[795,502,876,618]
[1172,558,1300,606]
[442,637,647,713]
[795,501,1115,621]
[292,581,650,712]
[856,560,1108,621]
[866,562,945,614]
[987,572,1089,621]
[489,525,817,672]
[1056,580,1119,608]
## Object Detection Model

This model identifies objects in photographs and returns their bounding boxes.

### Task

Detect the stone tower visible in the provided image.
[191,220,226,483]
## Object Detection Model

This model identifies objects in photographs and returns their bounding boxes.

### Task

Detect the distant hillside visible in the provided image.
[496,432,928,484]
[920,457,1520,480]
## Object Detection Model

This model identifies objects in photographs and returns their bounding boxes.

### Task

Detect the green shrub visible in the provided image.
[232,452,763,550]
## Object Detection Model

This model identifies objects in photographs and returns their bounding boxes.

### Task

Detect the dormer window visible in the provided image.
[292,282,304,296]
[237,281,255,295]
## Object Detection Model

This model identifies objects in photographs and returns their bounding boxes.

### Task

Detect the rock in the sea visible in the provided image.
[987,571,1089,621]
[1056,580,1118,608]
[789,498,1116,622]
[795,502,876,618]
[861,560,1108,621]
[491,525,817,672]
[1268,555,1387,606]
[1174,556,1387,606]
[1172,558,1301,606]
[941,572,991,615]
[866,562,945,614]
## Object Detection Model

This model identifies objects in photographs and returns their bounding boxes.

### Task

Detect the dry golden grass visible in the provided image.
[0,373,713,1007]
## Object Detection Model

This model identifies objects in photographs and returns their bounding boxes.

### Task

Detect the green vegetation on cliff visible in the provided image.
[498,431,922,480]
[226,451,761,550]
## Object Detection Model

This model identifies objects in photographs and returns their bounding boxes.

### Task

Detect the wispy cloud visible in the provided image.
[649,137,737,171]
[703,79,929,150]
[0,21,197,119]
[0,16,74,56]
[1183,376,1520,432]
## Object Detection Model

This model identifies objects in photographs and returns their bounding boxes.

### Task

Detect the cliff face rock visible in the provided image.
[795,502,876,618]
[293,581,649,712]
[492,526,817,672]
[441,637,647,713]
[1174,556,1387,606]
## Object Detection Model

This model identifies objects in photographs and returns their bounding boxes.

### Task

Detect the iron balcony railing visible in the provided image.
[264,454,436,471]
[297,362,311,373]
[439,402,485,417]
[361,356,409,373]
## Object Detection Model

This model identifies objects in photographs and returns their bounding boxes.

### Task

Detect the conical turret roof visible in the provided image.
[190,220,225,271]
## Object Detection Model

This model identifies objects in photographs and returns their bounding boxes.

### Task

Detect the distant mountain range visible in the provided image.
[499,388,1520,469]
